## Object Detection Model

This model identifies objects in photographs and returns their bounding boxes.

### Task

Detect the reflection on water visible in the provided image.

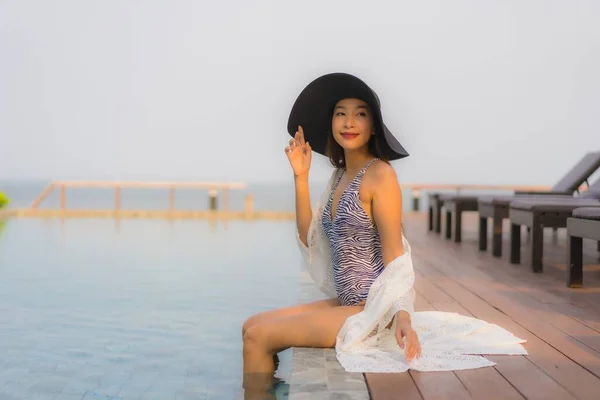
[243,372,290,400]
[0,218,301,399]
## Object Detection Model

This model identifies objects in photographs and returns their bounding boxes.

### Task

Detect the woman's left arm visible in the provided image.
[371,163,421,361]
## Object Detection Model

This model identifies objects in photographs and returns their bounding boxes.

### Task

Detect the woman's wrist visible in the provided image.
[395,310,413,331]
[294,173,309,183]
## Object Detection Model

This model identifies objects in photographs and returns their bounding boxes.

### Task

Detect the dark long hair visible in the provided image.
[325,106,390,169]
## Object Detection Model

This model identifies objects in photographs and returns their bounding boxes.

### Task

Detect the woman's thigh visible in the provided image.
[242,298,340,336]
[245,304,364,352]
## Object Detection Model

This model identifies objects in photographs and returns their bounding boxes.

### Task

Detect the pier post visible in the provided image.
[209,189,218,210]
[412,189,421,212]
[245,194,254,219]
[60,184,66,214]
[115,186,121,213]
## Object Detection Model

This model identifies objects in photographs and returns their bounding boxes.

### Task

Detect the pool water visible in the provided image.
[0,218,301,399]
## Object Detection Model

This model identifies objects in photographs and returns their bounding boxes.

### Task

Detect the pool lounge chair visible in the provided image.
[478,174,600,257]
[508,192,600,273]
[567,207,600,287]
[428,151,600,243]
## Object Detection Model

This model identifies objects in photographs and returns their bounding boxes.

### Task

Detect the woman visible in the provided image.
[242,73,527,394]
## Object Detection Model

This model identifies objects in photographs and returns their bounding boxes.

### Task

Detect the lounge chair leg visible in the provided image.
[479,216,487,251]
[445,211,452,240]
[453,209,462,243]
[435,203,442,233]
[567,234,583,288]
[531,216,544,273]
[428,206,433,231]
[492,214,503,258]
[510,223,521,264]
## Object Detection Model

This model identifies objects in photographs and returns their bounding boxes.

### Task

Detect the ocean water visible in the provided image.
[0,217,302,399]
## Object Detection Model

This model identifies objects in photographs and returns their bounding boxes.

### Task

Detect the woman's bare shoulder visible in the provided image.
[366,160,399,188]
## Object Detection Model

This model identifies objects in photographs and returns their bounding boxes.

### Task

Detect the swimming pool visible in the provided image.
[0,218,301,399]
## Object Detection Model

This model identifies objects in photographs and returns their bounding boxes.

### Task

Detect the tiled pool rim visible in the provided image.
[287,270,370,400]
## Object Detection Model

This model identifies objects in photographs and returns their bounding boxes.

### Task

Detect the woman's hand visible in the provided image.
[285,125,312,178]
[396,324,422,362]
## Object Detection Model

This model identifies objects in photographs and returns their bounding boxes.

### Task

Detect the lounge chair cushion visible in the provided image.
[572,207,600,220]
[510,199,600,212]
[439,194,478,202]
[428,193,441,201]
[478,194,572,206]
[579,191,600,200]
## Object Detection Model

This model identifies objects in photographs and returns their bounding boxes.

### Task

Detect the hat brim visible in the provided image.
[287,72,409,161]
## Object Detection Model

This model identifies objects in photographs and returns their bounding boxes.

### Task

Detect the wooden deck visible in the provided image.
[366,212,600,400]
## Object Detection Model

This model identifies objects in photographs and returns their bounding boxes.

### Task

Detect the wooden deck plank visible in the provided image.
[447,214,600,308]
[413,245,600,399]
[453,366,525,400]
[414,291,436,312]
[415,216,600,330]
[487,355,577,400]
[364,373,423,400]
[410,281,473,400]
[366,280,470,400]
[416,274,527,400]
[425,273,600,400]
[474,216,600,333]
[417,273,577,400]
[364,290,428,398]
[414,239,600,378]
[409,371,471,400]
[368,213,600,399]
[434,217,600,335]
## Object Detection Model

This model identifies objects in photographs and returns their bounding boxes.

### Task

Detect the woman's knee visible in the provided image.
[243,323,270,350]
[242,314,259,338]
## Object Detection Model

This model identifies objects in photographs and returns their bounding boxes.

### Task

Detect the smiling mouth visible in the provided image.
[341,133,359,139]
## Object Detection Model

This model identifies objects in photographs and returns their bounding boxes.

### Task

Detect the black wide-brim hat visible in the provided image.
[287,72,409,161]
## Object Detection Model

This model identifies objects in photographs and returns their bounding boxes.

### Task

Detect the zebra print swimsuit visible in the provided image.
[322,158,385,306]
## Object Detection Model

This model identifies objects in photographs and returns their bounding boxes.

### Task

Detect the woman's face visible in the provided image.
[331,98,374,153]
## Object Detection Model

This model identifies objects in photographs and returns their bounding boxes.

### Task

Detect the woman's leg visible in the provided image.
[242,304,364,393]
[241,297,340,337]
[242,298,340,375]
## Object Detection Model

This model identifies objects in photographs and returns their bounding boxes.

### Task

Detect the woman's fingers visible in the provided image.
[287,135,299,155]
[298,126,306,146]
[286,127,310,158]
[406,341,414,361]
[403,332,421,362]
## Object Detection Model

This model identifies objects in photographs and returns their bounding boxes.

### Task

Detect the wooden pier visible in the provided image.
[1,208,295,221]
[0,180,296,221]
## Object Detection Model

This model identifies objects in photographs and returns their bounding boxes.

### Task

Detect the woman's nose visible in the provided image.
[344,117,355,128]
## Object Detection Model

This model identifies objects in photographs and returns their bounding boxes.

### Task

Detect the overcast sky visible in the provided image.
[1,0,599,185]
